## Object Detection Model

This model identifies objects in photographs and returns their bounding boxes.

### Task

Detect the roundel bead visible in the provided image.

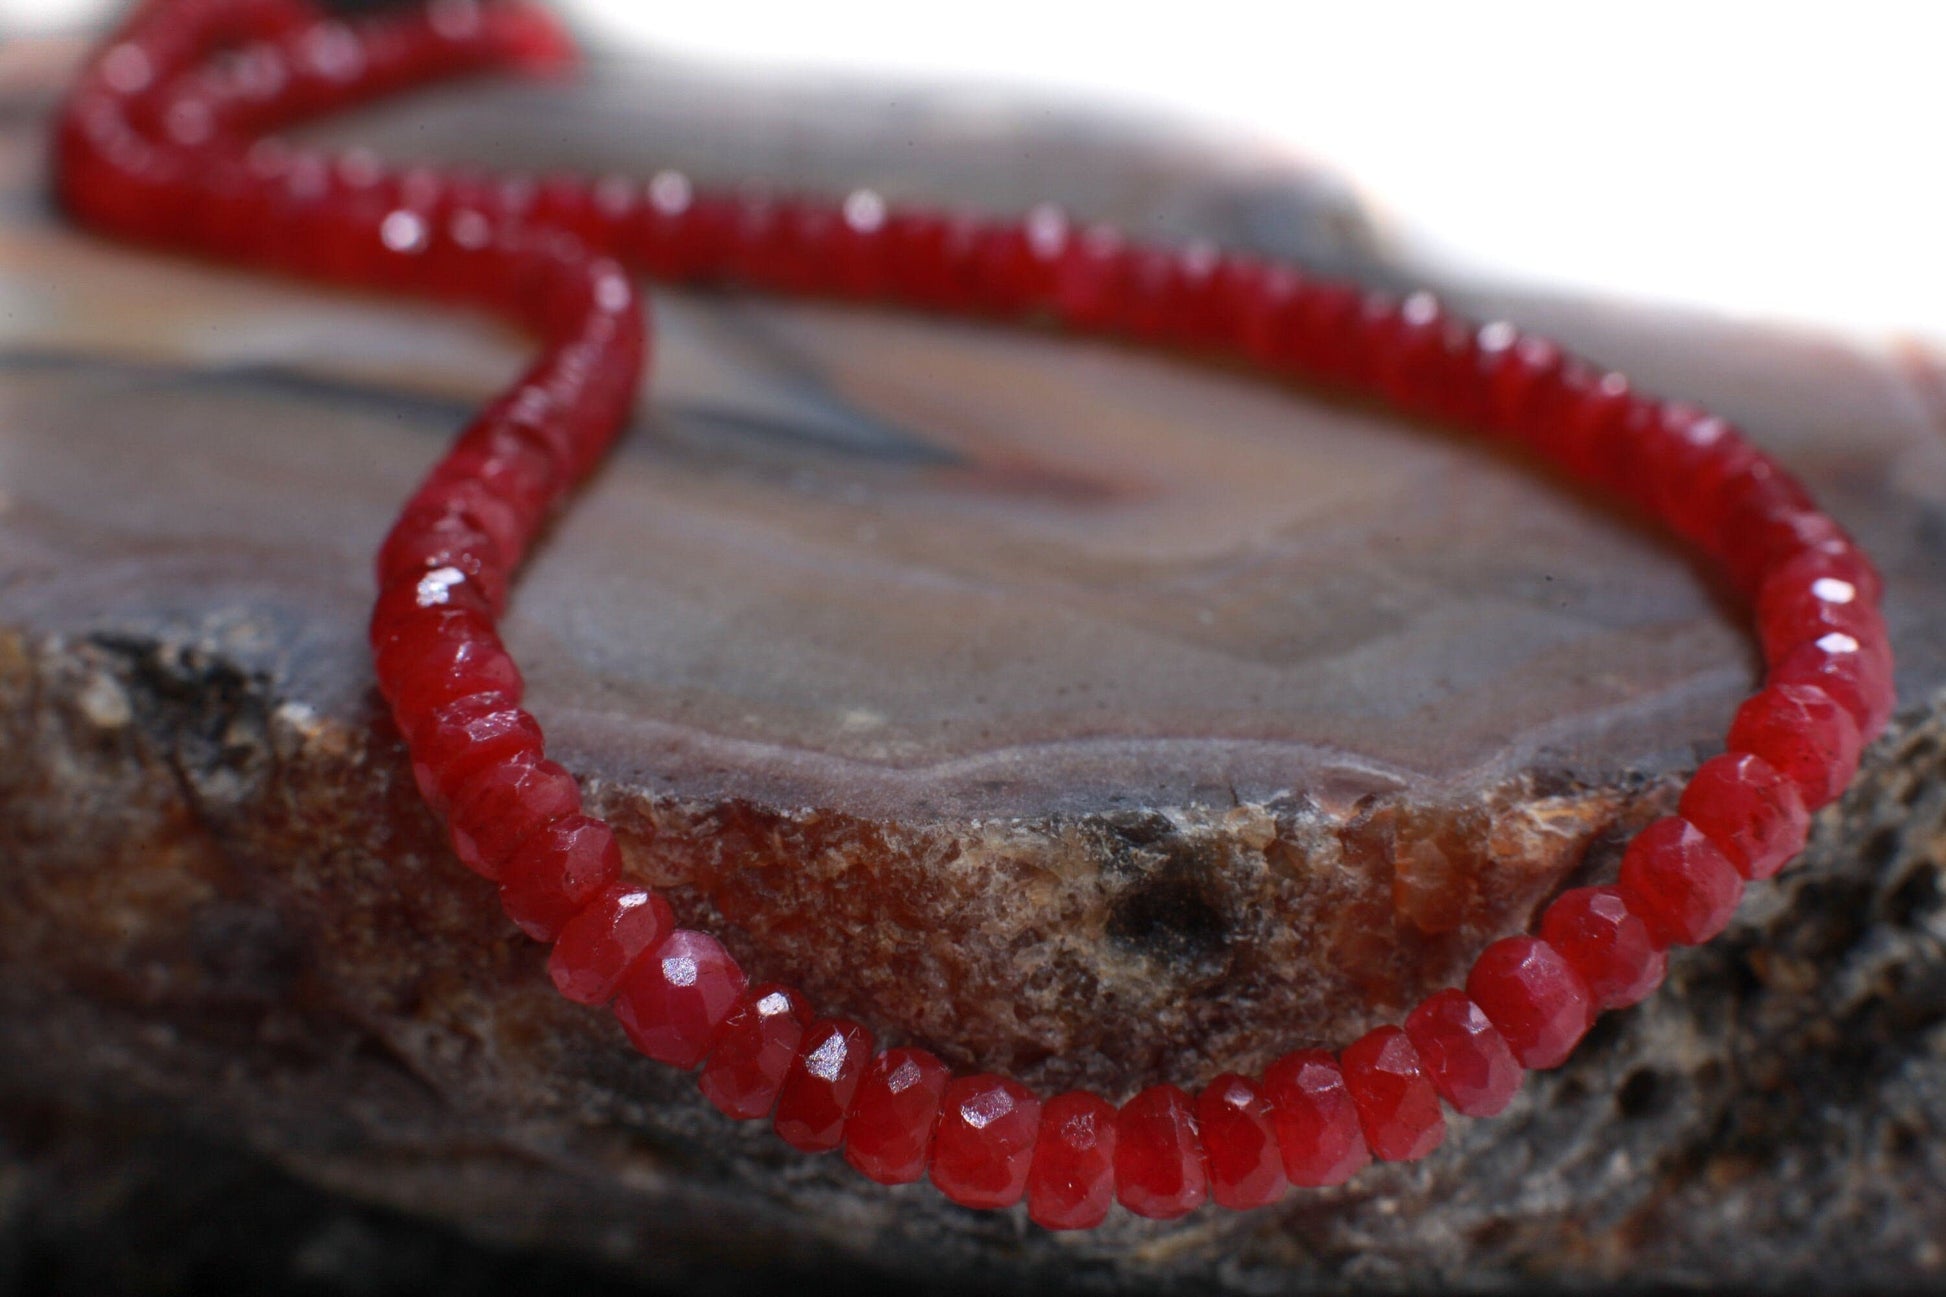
[1679,753,1811,882]
[930,1075,1041,1210]
[1261,1050,1370,1186]
[1114,1085,1208,1219]
[698,983,811,1121]
[843,1048,952,1185]
[773,1018,875,1153]
[1618,817,1746,948]
[1403,990,1523,1117]
[1338,1027,1444,1162]
[1466,937,1594,1069]
[611,929,747,1069]
[1539,887,1667,1009]
[1195,1074,1288,1210]
[1027,1090,1118,1231]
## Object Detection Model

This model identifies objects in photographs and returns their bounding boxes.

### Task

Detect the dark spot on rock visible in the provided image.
[1862,825,1902,873]
[1106,864,1230,969]
[1616,1068,1671,1120]
[1103,811,1176,850]
[190,901,303,999]
[1882,861,1940,931]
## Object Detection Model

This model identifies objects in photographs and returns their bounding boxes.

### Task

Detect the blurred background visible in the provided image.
[3,0,1942,345]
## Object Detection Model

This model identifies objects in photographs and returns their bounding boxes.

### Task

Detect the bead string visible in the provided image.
[54,0,1896,1230]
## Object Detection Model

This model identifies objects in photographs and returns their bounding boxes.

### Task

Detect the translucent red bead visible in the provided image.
[1114,1085,1209,1219]
[612,929,747,1069]
[57,0,1895,1230]
[1403,989,1523,1117]
[1466,937,1595,1069]
[930,1075,1040,1210]
[697,983,811,1120]
[1726,683,1863,810]
[1540,886,1666,1009]
[843,1048,951,1185]
[1026,1090,1118,1230]
[547,883,674,1005]
[1618,817,1746,947]
[1678,753,1810,882]
[773,1018,874,1152]
[1338,1027,1444,1162]
[1261,1050,1370,1186]
[1196,1074,1288,1210]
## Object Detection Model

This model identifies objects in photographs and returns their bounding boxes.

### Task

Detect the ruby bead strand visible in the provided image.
[55,0,1897,1231]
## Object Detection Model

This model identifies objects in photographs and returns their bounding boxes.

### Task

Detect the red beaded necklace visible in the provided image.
[54,0,1896,1231]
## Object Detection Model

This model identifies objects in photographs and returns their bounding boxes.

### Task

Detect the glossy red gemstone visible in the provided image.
[1726,682,1863,810]
[1539,886,1667,1009]
[1466,936,1594,1069]
[698,984,811,1120]
[1261,1050,1370,1186]
[1770,633,1895,742]
[1051,223,1127,332]
[1026,1089,1118,1231]
[842,1047,951,1185]
[498,813,622,940]
[929,1074,1041,1210]
[1756,542,1884,614]
[1618,816,1745,947]
[1679,752,1811,881]
[404,693,542,812]
[1755,565,1887,664]
[1338,1027,1444,1162]
[546,883,675,1005]
[1195,1074,1288,1210]
[611,929,747,1069]
[1402,989,1523,1117]
[1114,1085,1208,1219]
[445,754,581,878]
[772,1018,874,1152]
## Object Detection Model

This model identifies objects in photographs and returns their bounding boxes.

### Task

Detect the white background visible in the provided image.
[5,0,1942,344]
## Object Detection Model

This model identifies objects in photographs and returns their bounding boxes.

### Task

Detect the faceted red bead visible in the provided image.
[1338,1027,1444,1162]
[375,512,508,612]
[698,983,811,1120]
[1466,936,1594,1069]
[1026,1089,1118,1231]
[612,929,747,1069]
[1539,886,1667,1009]
[1726,682,1863,810]
[497,813,623,941]
[929,1074,1041,1210]
[1715,486,1843,593]
[1261,1050,1370,1186]
[1649,413,1759,540]
[1757,543,1884,615]
[371,602,511,710]
[772,1018,874,1153]
[445,754,581,878]
[1679,752,1811,881]
[842,1047,951,1185]
[1114,1085,1208,1219]
[1755,564,1887,664]
[1051,224,1127,332]
[1618,816,1745,947]
[1284,279,1362,383]
[1195,1074,1288,1210]
[1402,990,1523,1117]
[547,883,675,1005]
[1770,633,1895,742]
[404,693,542,812]
[1479,330,1563,443]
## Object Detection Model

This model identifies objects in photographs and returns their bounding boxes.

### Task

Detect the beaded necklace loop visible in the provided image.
[53,0,1894,1231]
